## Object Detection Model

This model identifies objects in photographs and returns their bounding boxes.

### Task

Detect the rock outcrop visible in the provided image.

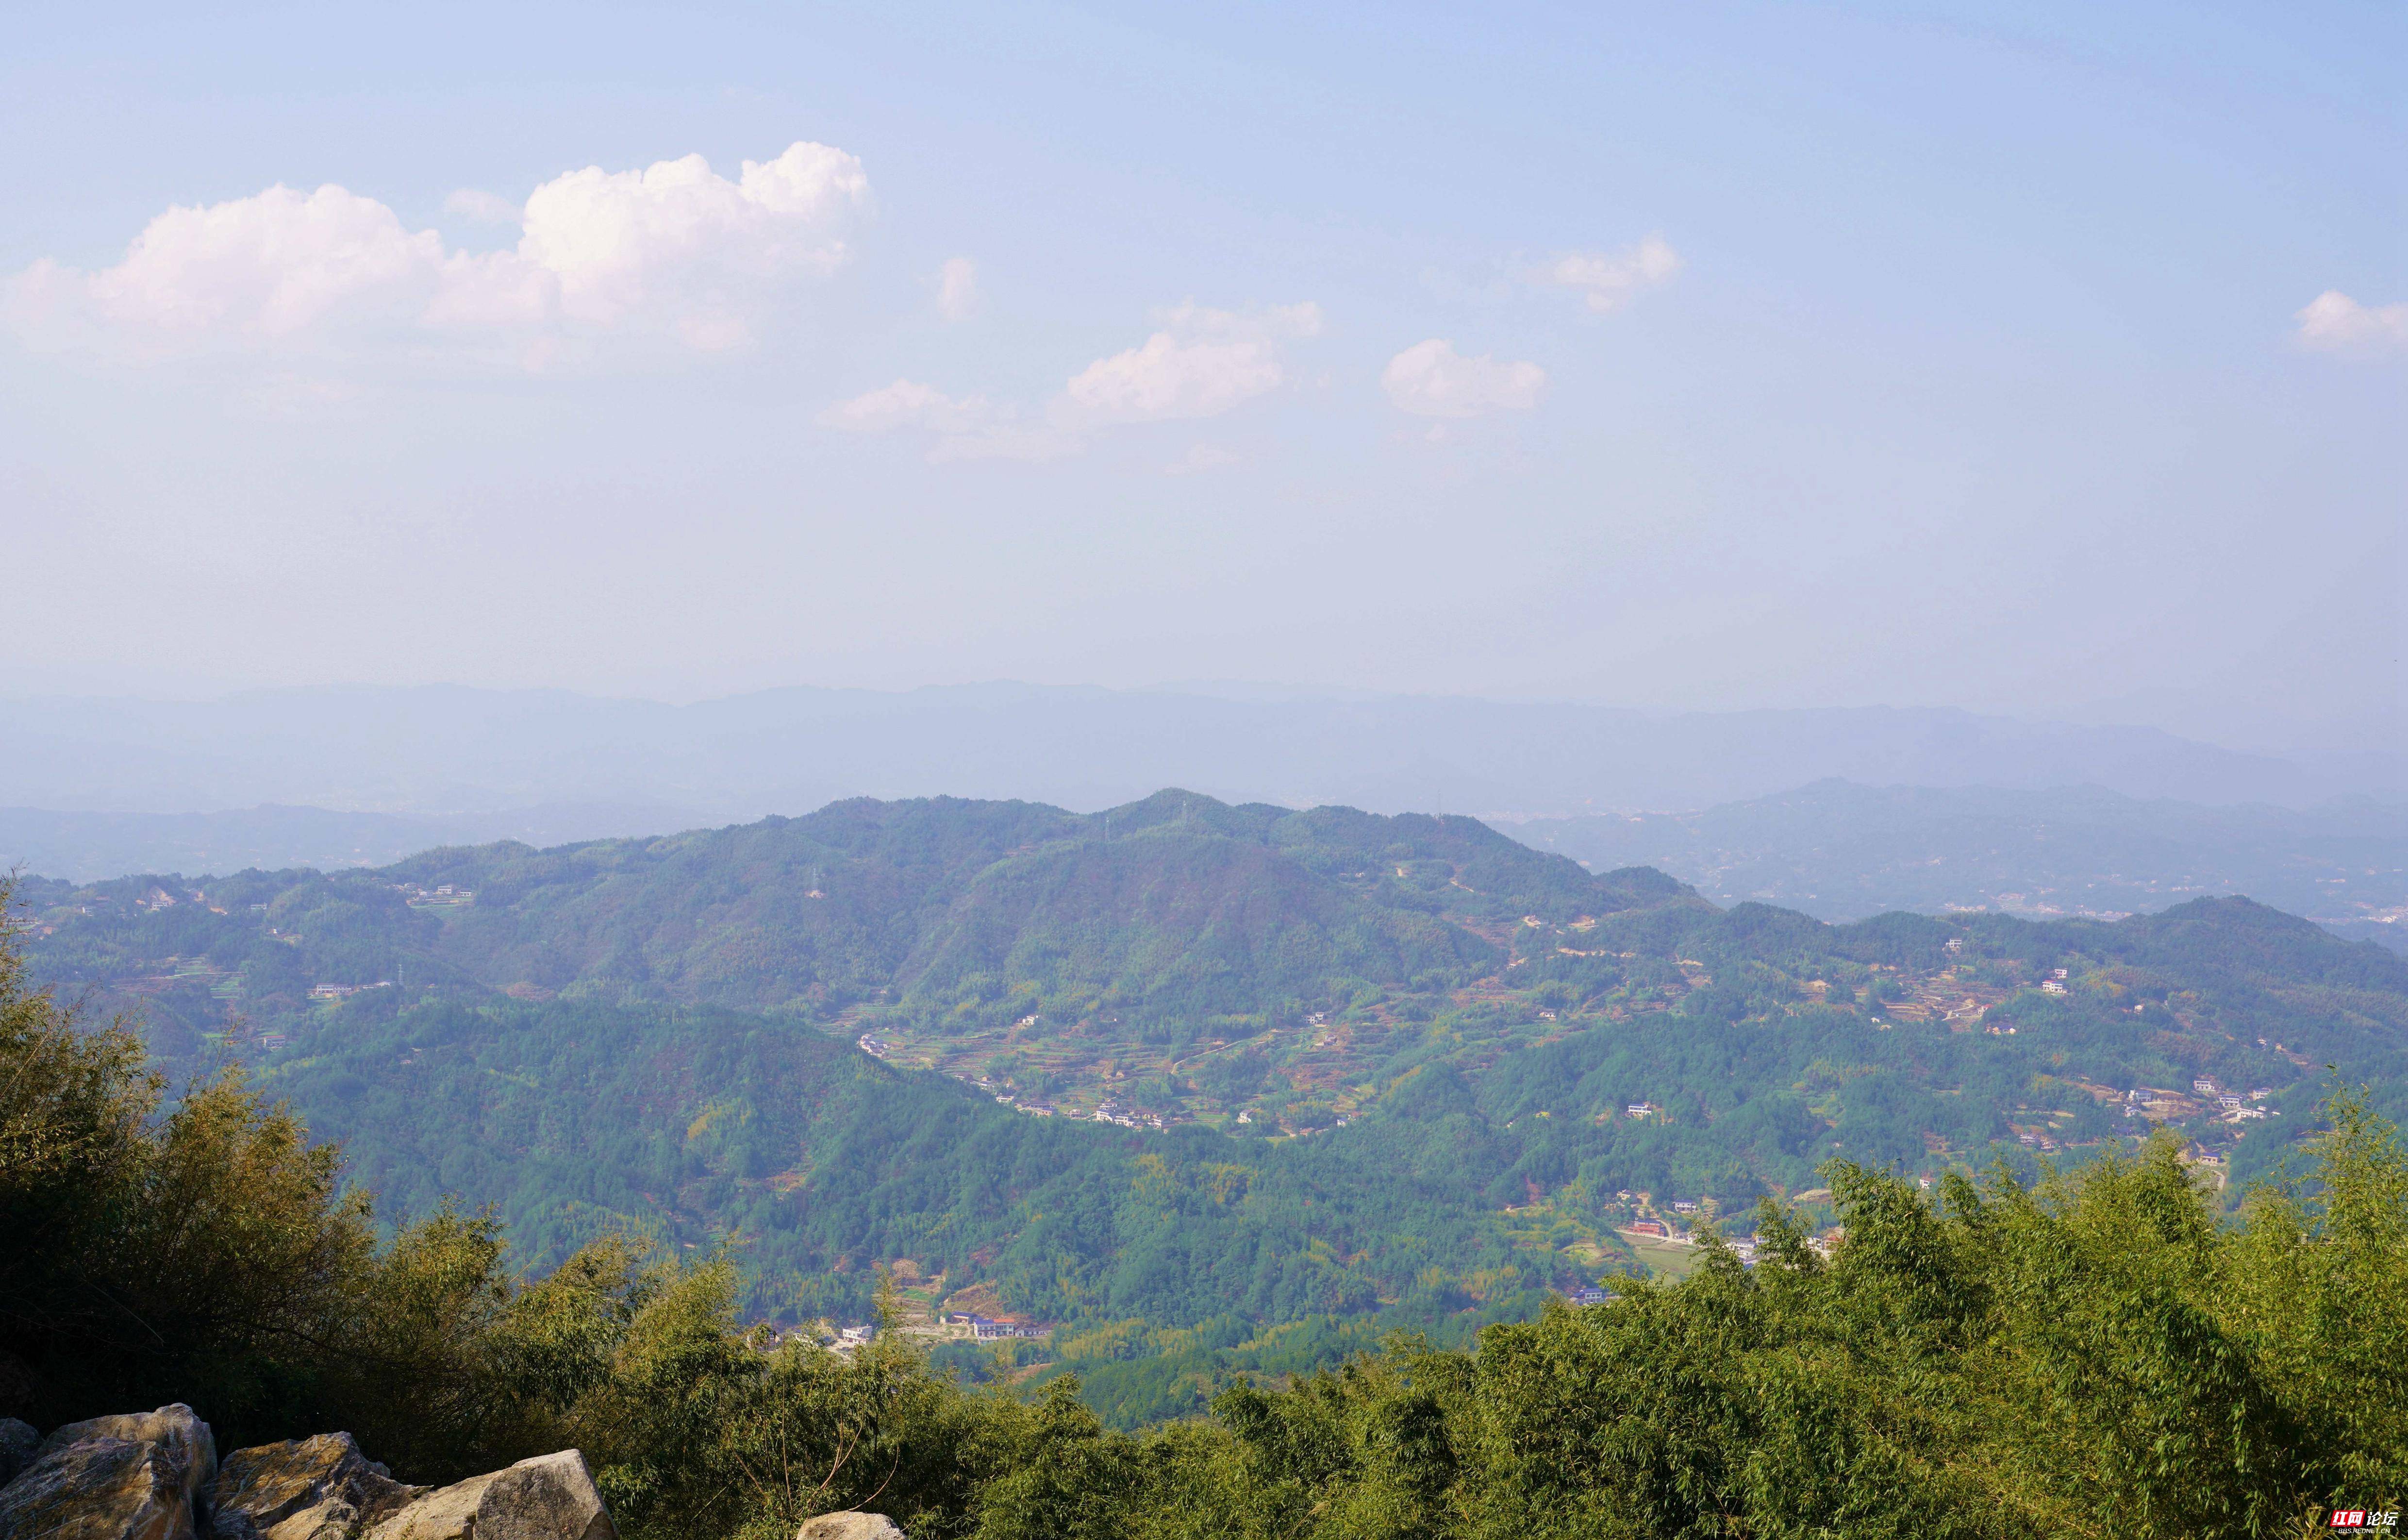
[208,1432,424,1540]
[0,1407,612,1540]
[794,1515,905,1540]
[360,1451,614,1540]
[0,1403,216,1540]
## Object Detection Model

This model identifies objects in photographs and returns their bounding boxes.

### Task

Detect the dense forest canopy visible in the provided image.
[13,794,2408,1426]
[15,795,2408,1219]
[6,904,2405,1536]
[11,793,2408,1444]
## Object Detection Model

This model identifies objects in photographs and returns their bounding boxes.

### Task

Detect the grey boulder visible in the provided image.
[0,1404,218,1540]
[796,1516,905,1540]
[362,1450,613,1540]
[0,1409,219,1540]
[38,1406,217,1509]
[209,1432,426,1540]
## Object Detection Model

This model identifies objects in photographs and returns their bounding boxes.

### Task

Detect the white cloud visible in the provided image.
[5,140,871,360]
[1381,339,1547,418]
[816,379,1075,462]
[817,379,992,434]
[444,189,523,225]
[487,142,866,336]
[1165,442,1240,476]
[819,300,1319,463]
[1535,234,1680,314]
[2296,290,2408,354]
[1059,301,1321,426]
[937,257,979,321]
[5,184,443,346]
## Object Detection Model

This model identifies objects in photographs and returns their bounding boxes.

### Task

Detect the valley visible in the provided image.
[11,788,2408,1426]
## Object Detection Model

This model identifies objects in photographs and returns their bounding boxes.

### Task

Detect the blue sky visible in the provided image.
[2,1,2400,757]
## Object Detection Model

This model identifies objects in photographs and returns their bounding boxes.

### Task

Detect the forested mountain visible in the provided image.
[1506,778,2408,947]
[14,790,2408,1425]
[16,790,1685,1072]
[16,917,2408,1534]
[256,996,1576,1343]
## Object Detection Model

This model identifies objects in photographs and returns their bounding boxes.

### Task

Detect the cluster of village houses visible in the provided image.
[851,1033,1179,1129]
[985,1089,1175,1131]
[947,1312,1051,1339]
[2118,1076,2276,1124]
[766,1310,1052,1356]
[398,883,476,907]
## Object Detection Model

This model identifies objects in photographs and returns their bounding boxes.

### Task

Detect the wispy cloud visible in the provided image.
[936,256,979,321]
[1164,442,1240,476]
[816,379,993,434]
[817,380,1079,461]
[1381,339,1546,418]
[821,300,1321,462]
[1532,234,1680,314]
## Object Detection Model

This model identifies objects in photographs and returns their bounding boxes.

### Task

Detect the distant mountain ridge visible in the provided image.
[15,789,1690,1053]
[0,684,2375,833]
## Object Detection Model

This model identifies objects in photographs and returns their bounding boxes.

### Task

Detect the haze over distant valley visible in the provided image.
[5,681,2389,829]
[1506,780,2408,951]
[7,684,2401,951]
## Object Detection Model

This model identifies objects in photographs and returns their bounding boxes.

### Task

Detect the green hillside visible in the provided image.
[251,994,1584,1342]
[15,790,2408,1428]
[13,789,1692,1117]
[15,909,2408,1534]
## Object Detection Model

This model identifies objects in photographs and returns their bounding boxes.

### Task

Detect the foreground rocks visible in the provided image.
[794,1515,905,1540]
[0,1408,615,1540]
[0,1403,216,1540]
[208,1432,423,1540]
[360,1451,613,1540]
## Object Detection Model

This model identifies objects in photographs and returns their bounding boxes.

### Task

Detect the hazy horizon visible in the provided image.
[3,675,2402,772]
[2,682,2394,832]
[5,3,2401,764]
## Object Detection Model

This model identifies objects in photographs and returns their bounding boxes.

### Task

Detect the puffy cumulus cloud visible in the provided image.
[1059,302,1322,426]
[936,256,979,321]
[1535,234,1680,313]
[5,184,443,346]
[1381,339,1547,418]
[2296,290,2408,355]
[475,142,866,338]
[4,141,870,361]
